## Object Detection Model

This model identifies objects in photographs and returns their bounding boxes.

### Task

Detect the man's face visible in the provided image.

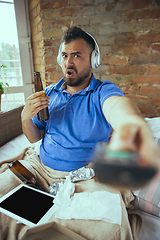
[61,38,92,87]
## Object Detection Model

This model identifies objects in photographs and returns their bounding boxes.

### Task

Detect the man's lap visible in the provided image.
[0,146,142,240]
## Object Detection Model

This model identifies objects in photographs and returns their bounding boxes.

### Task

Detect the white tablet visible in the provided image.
[0,184,56,227]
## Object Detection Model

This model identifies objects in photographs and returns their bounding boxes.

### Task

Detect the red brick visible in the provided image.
[117,85,139,95]
[134,76,160,84]
[45,46,57,56]
[41,0,67,9]
[102,74,134,85]
[131,0,153,9]
[127,32,137,44]
[122,45,148,55]
[50,47,58,55]
[124,9,160,21]
[45,66,57,72]
[146,65,160,75]
[148,53,160,64]
[152,96,160,106]
[128,95,150,105]
[150,9,160,19]
[103,55,128,65]
[124,9,150,21]
[151,43,160,52]
[45,56,55,65]
[51,72,63,82]
[52,19,71,28]
[110,65,145,75]
[130,55,149,65]
[114,32,138,46]
[45,72,49,80]
[60,8,75,17]
[44,40,53,47]
[138,105,155,117]
[137,33,160,44]
[140,86,158,96]
[46,81,51,87]
[33,48,44,58]
[44,39,61,49]
[156,108,160,116]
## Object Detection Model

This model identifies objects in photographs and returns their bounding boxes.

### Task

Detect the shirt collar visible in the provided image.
[87,74,100,92]
[54,74,99,92]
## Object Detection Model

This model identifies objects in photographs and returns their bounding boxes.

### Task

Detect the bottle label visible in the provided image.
[39,93,46,97]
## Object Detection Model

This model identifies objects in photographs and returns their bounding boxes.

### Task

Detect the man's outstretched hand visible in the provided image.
[108,123,160,171]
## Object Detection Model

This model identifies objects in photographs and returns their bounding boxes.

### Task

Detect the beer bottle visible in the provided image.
[34,72,49,121]
[9,160,47,192]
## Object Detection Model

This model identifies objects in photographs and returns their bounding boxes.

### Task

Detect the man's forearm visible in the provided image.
[103,96,148,131]
[21,118,43,143]
[103,96,160,168]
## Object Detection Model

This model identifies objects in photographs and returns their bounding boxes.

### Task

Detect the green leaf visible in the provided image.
[0,65,7,68]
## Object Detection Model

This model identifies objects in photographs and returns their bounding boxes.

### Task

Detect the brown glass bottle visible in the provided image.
[9,160,47,192]
[34,72,49,121]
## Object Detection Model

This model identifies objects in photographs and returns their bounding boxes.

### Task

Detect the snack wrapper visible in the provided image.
[50,167,95,196]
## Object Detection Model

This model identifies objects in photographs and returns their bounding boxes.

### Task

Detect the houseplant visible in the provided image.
[0,65,9,111]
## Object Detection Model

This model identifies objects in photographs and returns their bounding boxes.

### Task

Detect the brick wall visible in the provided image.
[28,0,160,117]
[28,0,46,86]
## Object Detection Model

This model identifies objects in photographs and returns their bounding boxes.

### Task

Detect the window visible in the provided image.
[0,0,33,111]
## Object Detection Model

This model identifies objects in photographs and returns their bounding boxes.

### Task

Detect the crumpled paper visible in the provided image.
[69,167,95,182]
[53,175,122,225]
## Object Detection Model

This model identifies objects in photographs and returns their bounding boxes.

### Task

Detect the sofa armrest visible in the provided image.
[0,106,24,147]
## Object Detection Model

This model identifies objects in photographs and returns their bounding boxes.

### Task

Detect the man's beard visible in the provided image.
[64,66,91,87]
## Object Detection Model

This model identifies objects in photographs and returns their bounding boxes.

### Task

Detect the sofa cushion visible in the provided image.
[133,117,160,218]
[133,172,160,218]
[0,134,32,161]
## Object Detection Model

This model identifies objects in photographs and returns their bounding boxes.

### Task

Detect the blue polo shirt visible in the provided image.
[32,74,124,171]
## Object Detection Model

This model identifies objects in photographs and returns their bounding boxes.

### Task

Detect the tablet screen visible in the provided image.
[0,184,55,226]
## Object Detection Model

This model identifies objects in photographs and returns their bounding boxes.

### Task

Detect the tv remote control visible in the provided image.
[93,142,157,189]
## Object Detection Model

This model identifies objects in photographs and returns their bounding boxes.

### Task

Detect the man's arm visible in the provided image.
[103,96,160,168]
[21,90,50,143]
[103,96,144,130]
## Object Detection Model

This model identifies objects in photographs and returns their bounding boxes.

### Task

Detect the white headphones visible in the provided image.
[57,31,100,69]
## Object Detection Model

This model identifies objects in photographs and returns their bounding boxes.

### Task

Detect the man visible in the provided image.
[0,26,159,240]
[21,26,159,173]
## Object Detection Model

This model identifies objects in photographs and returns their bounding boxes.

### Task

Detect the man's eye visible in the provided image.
[62,54,67,58]
[75,54,80,58]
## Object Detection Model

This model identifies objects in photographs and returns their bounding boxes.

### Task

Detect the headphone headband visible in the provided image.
[57,31,100,69]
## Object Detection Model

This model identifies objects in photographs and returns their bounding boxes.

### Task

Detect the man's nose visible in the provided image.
[66,55,74,65]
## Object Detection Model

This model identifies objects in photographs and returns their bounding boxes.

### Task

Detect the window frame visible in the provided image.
[14,0,34,101]
[0,0,34,101]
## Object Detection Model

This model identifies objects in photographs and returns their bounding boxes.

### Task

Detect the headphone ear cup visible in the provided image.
[57,33,100,68]
[57,53,62,67]
[91,50,99,69]
[57,43,63,67]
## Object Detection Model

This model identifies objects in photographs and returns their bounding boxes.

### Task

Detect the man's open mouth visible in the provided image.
[66,69,74,78]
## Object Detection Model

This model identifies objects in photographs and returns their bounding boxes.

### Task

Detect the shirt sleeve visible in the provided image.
[32,115,47,131]
[99,81,124,107]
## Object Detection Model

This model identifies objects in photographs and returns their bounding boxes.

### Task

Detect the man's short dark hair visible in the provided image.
[62,26,95,52]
